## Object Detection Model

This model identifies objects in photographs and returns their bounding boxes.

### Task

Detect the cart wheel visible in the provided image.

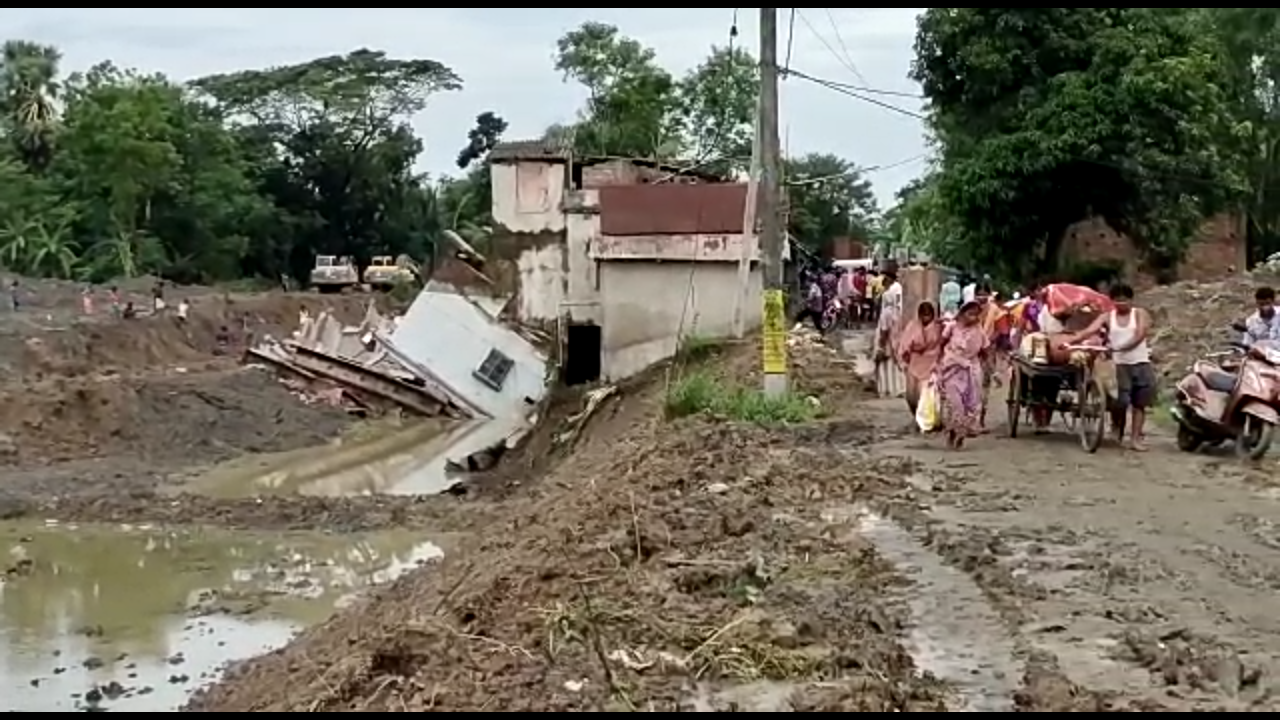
[1006,367,1022,438]
[1078,376,1106,454]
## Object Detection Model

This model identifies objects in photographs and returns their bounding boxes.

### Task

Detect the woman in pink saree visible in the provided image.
[938,301,990,449]
[897,301,944,415]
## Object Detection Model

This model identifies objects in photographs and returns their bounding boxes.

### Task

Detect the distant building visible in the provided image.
[1058,214,1245,285]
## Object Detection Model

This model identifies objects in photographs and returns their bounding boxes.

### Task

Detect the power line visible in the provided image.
[795,9,865,87]
[822,8,866,85]
[786,154,927,187]
[785,67,926,121]
[787,68,923,100]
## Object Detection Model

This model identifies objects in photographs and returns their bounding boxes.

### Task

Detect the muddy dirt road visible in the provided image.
[859,397,1280,711]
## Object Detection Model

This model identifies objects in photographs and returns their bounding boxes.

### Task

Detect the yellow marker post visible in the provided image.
[761,288,788,378]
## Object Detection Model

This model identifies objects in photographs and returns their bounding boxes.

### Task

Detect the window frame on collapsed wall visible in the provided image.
[473,348,515,391]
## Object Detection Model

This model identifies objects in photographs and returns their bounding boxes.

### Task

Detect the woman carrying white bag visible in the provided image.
[897,301,944,431]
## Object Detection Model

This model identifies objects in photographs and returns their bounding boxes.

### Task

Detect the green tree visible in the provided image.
[445,111,507,255]
[676,46,758,174]
[53,62,266,282]
[457,111,507,170]
[0,40,60,171]
[554,24,758,171]
[193,49,462,281]
[913,8,1248,278]
[555,22,680,159]
[1211,9,1280,262]
[784,153,878,256]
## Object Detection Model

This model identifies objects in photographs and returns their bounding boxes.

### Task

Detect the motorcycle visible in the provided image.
[1171,324,1280,460]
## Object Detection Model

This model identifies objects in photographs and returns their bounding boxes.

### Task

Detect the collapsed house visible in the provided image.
[486,140,788,384]
[248,234,550,424]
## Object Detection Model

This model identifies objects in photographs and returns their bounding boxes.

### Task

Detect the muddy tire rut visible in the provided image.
[854,397,1280,712]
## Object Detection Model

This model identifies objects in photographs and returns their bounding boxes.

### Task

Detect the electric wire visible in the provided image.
[822,8,866,85]
[794,9,865,87]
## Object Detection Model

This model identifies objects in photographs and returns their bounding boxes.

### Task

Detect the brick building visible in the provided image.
[1059,214,1246,285]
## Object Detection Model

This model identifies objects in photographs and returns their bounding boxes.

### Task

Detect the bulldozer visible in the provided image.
[310,255,360,293]
[363,254,420,291]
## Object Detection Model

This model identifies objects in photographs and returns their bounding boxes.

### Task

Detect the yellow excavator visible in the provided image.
[362,254,421,291]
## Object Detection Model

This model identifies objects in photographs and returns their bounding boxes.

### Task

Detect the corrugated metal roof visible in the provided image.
[598,183,748,237]
[489,138,570,162]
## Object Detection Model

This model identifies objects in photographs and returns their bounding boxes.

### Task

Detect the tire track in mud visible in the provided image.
[854,398,1280,712]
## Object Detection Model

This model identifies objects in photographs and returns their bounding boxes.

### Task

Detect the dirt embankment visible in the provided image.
[184,340,945,712]
[1146,271,1280,380]
[0,280,381,504]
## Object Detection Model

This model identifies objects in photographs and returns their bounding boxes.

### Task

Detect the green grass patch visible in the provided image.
[664,371,818,425]
[675,332,722,364]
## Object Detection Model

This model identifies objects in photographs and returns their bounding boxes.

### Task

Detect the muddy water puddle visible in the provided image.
[191,415,526,498]
[0,520,444,711]
[824,505,1020,712]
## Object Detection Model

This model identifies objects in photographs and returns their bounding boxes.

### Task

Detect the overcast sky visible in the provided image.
[1,8,928,207]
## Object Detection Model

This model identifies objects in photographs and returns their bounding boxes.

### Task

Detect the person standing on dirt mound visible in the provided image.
[152,280,166,314]
[8,279,20,312]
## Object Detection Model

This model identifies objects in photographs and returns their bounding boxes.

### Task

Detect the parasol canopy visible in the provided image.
[1042,283,1114,318]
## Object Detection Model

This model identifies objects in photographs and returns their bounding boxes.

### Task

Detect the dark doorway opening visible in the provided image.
[564,323,602,386]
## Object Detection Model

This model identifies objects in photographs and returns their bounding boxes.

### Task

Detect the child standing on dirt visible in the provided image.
[152,280,166,314]
[9,279,19,312]
[81,286,94,315]
[108,286,121,319]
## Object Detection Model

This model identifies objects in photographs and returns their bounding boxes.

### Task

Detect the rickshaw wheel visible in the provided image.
[1006,367,1022,438]
[1078,376,1106,454]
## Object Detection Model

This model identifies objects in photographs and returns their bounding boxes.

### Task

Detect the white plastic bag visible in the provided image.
[915,378,941,432]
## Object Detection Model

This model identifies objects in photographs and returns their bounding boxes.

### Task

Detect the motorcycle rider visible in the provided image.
[1243,286,1280,347]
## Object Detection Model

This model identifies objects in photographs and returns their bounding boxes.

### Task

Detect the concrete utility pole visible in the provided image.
[758,7,789,397]
[731,94,761,339]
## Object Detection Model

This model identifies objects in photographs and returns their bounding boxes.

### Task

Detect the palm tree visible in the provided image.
[0,40,61,171]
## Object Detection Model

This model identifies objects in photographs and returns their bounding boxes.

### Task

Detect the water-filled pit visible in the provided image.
[0,520,444,711]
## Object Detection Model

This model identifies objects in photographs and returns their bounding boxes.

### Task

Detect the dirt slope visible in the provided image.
[1,291,376,380]
[0,285,380,505]
[185,342,943,712]
[1146,271,1280,380]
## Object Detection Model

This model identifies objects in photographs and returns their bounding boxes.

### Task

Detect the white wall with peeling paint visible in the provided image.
[491,161,566,234]
[388,289,548,420]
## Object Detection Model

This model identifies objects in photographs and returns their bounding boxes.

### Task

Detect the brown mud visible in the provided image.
[187,316,1280,713]
[183,341,940,712]
[186,418,944,711]
[0,283,384,518]
[855,392,1280,712]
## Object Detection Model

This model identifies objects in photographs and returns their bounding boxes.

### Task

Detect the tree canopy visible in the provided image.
[0,26,884,284]
[904,8,1251,277]
[0,44,473,284]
